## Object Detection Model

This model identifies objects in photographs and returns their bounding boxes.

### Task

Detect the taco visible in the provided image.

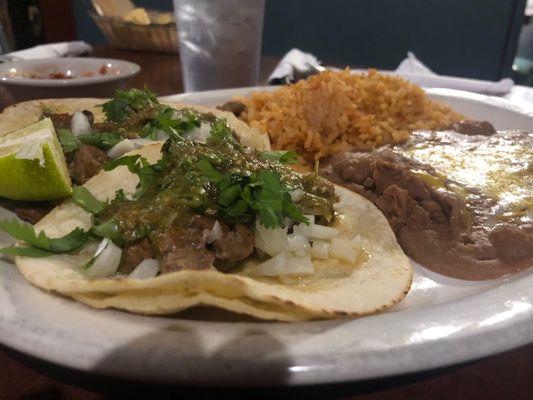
[0,88,270,223]
[1,123,412,321]
[0,92,270,155]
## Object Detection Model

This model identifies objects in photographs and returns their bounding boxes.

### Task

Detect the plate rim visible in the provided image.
[162,85,533,118]
[1,86,533,386]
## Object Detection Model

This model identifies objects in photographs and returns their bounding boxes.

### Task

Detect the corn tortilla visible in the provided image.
[0,98,271,151]
[14,141,411,321]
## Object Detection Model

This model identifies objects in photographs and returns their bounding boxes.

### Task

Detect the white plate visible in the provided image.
[1,87,532,386]
[0,58,141,102]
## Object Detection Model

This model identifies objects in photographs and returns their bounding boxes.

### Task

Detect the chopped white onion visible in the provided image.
[130,138,154,146]
[290,189,304,202]
[71,110,92,136]
[185,122,212,143]
[293,222,339,240]
[129,258,160,279]
[107,138,152,159]
[330,237,360,265]
[286,254,314,275]
[255,252,287,276]
[107,139,135,159]
[254,222,288,256]
[85,238,122,278]
[255,252,314,276]
[311,239,330,259]
[206,221,222,244]
[287,233,310,255]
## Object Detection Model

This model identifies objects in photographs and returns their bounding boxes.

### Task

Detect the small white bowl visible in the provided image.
[0,57,140,102]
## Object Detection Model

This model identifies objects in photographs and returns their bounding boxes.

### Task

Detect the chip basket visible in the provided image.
[90,11,179,53]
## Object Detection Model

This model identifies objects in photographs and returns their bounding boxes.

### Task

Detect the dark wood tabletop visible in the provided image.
[1,45,532,400]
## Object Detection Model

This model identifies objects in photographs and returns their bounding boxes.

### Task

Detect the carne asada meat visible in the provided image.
[44,112,72,130]
[68,144,109,185]
[118,216,255,275]
[118,238,154,274]
[321,127,533,280]
[217,101,246,118]
[212,223,255,271]
[14,202,54,224]
[157,225,215,274]
[44,110,108,184]
[92,107,159,138]
[44,110,95,130]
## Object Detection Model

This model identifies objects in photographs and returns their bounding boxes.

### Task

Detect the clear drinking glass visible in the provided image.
[173,0,266,92]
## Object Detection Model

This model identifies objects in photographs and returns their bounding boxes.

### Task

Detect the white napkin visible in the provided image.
[395,52,513,95]
[267,48,323,84]
[268,49,514,95]
[0,41,92,62]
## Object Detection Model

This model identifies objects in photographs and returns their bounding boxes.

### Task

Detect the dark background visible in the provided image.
[69,0,527,81]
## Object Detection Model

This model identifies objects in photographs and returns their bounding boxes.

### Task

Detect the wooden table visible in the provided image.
[85,45,278,98]
[1,46,532,400]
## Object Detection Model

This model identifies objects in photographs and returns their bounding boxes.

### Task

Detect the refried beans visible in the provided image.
[320,122,532,280]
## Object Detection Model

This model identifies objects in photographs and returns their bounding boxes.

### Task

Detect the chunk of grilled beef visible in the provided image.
[14,203,54,224]
[118,238,154,275]
[157,225,215,274]
[132,216,256,275]
[68,144,109,185]
[44,110,95,131]
[212,223,255,271]
[44,112,71,130]
[217,101,246,118]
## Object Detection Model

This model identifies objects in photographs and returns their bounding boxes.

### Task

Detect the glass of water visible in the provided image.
[173,0,266,92]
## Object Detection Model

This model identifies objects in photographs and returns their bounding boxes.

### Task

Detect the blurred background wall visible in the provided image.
[2,0,531,83]
[71,0,526,81]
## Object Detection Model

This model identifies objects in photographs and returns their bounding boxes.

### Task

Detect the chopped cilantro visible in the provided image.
[57,129,78,153]
[197,159,308,228]
[252,170,308,228]
[103,155,161,198]
[103,154,143,172]
[0,219,88,255]
[141,107,201,139]
[218,183,242,207]
[111,189,127,204]
[78,132,122,150]
[0,246,54,257]
[196,158,222,182]
[207,119,236,146]
[100,88,158,123]
[261,150,298,164]
[91,219,121,240]
[58,130,123,153]
[71,186,105,214]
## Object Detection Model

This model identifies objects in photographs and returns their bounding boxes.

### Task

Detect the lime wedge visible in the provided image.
[0,118,72,201]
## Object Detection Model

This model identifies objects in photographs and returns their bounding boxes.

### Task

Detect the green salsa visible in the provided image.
[97,122,337,247]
